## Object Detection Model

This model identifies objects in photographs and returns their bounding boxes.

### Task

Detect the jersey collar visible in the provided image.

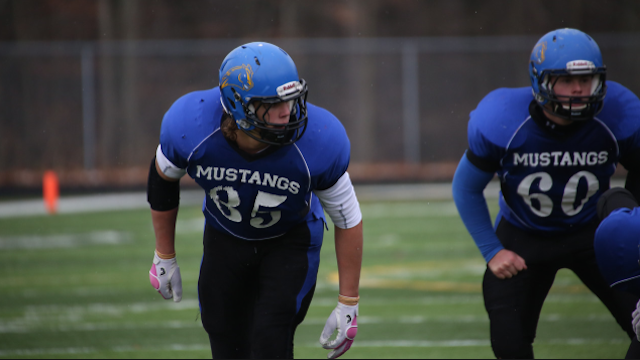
[529,101,588,139]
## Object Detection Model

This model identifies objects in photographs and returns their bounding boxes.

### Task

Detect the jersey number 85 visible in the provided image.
[209,186,287,228]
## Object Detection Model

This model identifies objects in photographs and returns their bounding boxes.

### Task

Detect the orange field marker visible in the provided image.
[43,170,60,214]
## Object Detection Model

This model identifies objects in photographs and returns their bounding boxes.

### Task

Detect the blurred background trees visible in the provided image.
[1,0,639,192]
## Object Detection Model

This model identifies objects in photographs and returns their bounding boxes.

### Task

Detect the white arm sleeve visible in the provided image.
[156,145,187,180]
[314,172,362,229]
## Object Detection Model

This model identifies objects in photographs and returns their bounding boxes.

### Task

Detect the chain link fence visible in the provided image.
[1,34,639,189]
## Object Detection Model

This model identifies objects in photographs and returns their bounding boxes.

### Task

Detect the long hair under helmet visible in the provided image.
[529,28,607,121]
[219,42,308,146]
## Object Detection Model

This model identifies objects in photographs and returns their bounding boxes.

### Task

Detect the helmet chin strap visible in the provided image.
[259,128,293,144]
[238,124,294,147]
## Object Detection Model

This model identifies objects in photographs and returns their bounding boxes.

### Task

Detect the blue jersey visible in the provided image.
[158,87,350,240]
[468,81,640,233]
[594,207,640,295]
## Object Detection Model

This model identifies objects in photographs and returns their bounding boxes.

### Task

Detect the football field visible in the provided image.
[0,191,632,359]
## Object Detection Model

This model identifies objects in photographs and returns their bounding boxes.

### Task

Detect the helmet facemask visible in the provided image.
[231,79,308,146]
[532,60,607,121]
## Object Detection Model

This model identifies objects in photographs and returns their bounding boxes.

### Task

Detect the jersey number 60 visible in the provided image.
[517,170,599,217]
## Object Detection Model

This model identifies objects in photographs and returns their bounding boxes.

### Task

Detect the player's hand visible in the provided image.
[320,302,358,359]
[488,249,527,279]
[632,299,640,341]
[149,251,182,302]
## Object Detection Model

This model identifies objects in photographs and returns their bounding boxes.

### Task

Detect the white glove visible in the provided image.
[320,302,358,359]
[149,251,182,302]
[633,299,640,341]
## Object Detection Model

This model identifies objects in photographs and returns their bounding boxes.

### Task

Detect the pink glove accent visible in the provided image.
[149,264,163,296]
[148,252,182,302]
[347,316,358,339]
[332,316,357,358]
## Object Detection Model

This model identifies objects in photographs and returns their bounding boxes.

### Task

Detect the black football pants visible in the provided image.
[483,218,640,359]
[198,221,322,359]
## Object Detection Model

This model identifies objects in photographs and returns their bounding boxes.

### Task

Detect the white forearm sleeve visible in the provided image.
[156,145,187,179]
[314,172,362,229]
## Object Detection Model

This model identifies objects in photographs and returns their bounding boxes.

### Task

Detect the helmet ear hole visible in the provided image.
[226,97,236,109]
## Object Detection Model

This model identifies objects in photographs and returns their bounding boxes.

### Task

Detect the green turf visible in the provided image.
[0,199,631,358]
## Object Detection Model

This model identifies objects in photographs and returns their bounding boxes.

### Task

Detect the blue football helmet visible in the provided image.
[529,28,607,121]
[219,42,308,146]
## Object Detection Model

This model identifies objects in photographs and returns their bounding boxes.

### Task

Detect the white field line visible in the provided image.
[2,293,599,325]
[326,338,627,347]
[0,231,130,249]
[0,182,482,219]
[0,200,459,249]
[0,193,149,218]
[0,201,459,247]
[5,293,599,318]
[0,307,618,334]
[1,179,625,219]
[0,337,629,356]
[361,201,460,218]
[0,190,203,218]
[0,196,463,220]
[171,201,462,232]
[176,218,205,233]
[310,293,600,306]
[0,347,96,357]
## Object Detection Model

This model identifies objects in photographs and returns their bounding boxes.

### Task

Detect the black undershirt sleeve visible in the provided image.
[147,156,181,211]
[465,148,501,174]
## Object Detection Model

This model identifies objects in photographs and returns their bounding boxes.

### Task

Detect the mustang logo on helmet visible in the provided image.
[220,64,254,91]
[532,41,547,65]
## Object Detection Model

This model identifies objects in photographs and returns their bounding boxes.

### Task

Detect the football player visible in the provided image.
[147,42,362,359]
[452,28,640,358]
[594,188,640,340]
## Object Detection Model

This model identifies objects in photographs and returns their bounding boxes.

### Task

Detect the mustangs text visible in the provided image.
[513,151,609,167]
[195,165,301,195]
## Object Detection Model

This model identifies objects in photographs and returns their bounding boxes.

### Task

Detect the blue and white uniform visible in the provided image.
[150,41,362,359]
[155,86,361,358]
[157,87,352,241]
[452,28,640,359]
[454,81,640,262]
[452,81,640,359]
